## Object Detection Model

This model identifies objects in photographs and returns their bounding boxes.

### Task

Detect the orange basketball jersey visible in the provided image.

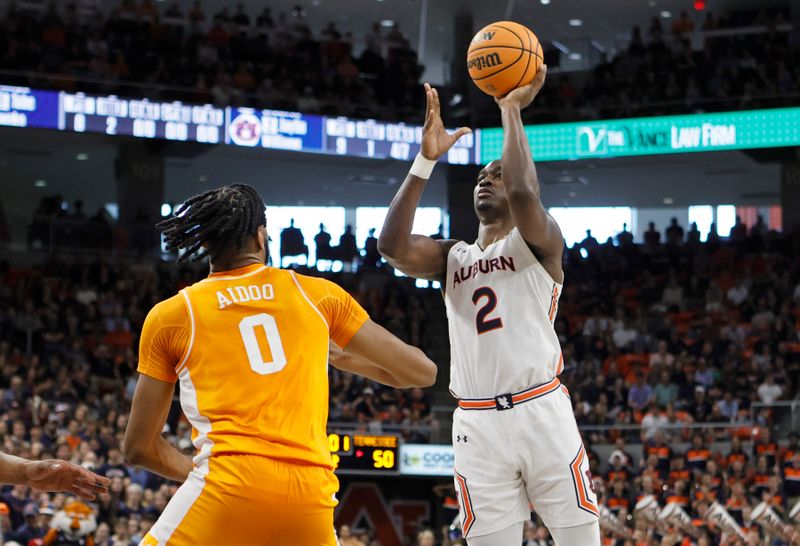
[137,264,368,470]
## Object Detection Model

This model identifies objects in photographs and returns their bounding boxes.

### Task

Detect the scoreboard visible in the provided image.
[60,92,225,144]
[227,108,477,164]
[324,116,475,164]
[0,85,480,164]
[5,85,800,164]
[328,433,399,476]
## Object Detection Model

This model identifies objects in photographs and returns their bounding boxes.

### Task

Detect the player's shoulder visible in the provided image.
[290,271,340,296]
[145,291,189,326]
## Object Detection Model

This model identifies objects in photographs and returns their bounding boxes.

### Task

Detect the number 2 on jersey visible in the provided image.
[238,313,287,375]
[472,287,503,334]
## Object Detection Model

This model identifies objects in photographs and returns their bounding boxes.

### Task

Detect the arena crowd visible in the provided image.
[0,2,796,125]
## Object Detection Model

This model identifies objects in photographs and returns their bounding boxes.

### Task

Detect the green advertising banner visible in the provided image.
[479,107,800,163]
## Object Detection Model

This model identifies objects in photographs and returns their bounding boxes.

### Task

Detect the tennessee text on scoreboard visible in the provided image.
[328,433,399,475]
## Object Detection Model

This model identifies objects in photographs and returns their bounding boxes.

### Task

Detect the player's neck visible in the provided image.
[209,254,265,274]
[476,217,514,250]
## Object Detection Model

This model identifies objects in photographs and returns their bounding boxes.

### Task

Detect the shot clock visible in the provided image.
[328,433,399,475]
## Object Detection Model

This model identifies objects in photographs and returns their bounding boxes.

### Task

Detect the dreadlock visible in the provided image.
[157,184,266,263]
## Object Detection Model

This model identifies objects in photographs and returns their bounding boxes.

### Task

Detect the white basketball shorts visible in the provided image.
[452,378,599,538]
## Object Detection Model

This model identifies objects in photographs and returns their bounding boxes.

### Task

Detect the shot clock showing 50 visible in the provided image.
[327,433,399,475]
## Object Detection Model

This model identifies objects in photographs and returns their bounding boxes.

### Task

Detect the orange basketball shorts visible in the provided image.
[140,454,339,546]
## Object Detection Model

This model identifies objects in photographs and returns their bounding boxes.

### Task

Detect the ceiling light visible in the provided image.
[568,19,583,27]
[76,153,89,160]
[161,203,172,217]
[381,19,394,27]
[540,0,550,4]
[449,94,463,106]
[198,175,208,182]
[568,52,582,60]
[34,179,47,188]
[663,197,674,205]
[660,10,672,18]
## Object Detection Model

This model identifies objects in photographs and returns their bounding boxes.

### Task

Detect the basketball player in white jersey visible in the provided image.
[378,66,601,545]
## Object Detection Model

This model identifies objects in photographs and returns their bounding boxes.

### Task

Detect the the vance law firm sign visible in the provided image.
[480,107,800,162]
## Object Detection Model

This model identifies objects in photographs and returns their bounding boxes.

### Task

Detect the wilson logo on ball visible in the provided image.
[471,31,496,43]
[467,52,502,71]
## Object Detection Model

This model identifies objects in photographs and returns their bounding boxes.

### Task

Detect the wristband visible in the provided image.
[409,153,437,179]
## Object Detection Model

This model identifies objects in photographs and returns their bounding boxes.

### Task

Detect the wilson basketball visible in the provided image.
[467,21,543,97]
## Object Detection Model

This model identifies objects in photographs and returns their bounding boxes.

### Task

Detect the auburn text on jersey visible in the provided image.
[452,256,516,288]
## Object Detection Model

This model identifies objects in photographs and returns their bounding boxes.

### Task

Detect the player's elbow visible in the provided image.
[122,435,148,466]
[403,349,438,388]
[418,362,437,387]
[377,236,401,261]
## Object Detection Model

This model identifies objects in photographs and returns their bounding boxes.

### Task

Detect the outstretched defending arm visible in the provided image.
[329,323,437,388]
[378,83,471,281]
[0,452,109,500]
[496,66,564,282]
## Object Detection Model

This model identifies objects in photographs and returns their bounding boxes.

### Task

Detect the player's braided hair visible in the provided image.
[157,184,266,263]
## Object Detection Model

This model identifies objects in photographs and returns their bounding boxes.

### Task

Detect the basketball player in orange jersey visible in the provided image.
[379,67,601,545]
[122,184,437,546]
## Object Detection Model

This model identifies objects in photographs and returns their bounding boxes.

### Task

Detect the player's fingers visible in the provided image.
[75,475,109,491]
[70,485,97,500]
[451,127,472,142]
[432,87,441,115]
[533,64,547,87]
[424,83,433,108]
[423,109,435,130]
[80,467,111,485]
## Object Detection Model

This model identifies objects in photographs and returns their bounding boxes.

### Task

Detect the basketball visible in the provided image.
[467,21,543,97]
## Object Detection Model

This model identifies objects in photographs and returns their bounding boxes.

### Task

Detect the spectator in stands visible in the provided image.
[362,228,381,268]
[338,525,365,546]
[279,219,309,267]
[653,371,678,407]
[757,373,783,403]
[643,222,660,247]
[337,225,359,271]
[689,385,712,422]
[627,373,653,412]
[730,216,747,243]
[616,223,634,246]
[580,229,599,251]
[417,529,435,546]
[665,217,685,245]
[314,223,334,268]
[726,278,749,306]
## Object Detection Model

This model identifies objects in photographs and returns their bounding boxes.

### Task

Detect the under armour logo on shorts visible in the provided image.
[457,435,468,443]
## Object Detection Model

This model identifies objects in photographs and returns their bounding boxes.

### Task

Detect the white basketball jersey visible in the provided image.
[444,228,563,399]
